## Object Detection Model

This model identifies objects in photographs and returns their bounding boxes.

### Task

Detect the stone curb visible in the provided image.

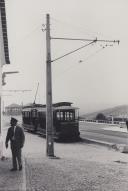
[82,138,128,153]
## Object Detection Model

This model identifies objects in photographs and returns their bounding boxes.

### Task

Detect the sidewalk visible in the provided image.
[25,146,128,191]
[0,131,25,191]
[1,132,128,191]
[0,157,24,191]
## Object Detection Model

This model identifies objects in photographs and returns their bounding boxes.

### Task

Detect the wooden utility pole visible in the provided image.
[44,13,119,157]
[46,14,54,157]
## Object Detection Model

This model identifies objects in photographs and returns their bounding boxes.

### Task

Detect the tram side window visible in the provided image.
[70,112,73,120]
[23,111,30,124]
[60,112,63,120]
[56,111,75,121]
[63,111,75,121]
[64,112,69,121]
[24,111,29,117]
[56,111,64,121]
[57,112,60,120]
[28,112,30,118]
[32,110,37,118]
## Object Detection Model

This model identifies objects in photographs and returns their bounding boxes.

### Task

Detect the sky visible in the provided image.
[2,0,128,114]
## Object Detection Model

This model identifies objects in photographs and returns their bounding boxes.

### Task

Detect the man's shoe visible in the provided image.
[10,168,17,171]
[19,165,22,171]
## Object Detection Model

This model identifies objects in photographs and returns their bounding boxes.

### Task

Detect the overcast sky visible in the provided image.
[2,0,128,114]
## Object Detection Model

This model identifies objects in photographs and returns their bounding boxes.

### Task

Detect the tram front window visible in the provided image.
[56,111,75,121]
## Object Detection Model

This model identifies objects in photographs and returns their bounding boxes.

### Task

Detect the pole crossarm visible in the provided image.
[51,40,96,63]
[51,37,120,44]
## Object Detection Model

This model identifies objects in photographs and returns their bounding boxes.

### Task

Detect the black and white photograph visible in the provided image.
[0,0,128,190]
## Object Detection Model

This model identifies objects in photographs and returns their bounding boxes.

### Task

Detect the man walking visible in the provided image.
[5,117,25,171]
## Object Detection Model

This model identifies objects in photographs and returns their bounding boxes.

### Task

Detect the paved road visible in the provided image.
[79,121,128,144]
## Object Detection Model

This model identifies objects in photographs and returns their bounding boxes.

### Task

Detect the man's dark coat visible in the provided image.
[6,125,25,149]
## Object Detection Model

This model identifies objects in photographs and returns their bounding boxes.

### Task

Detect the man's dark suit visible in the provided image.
[5,125,25,170]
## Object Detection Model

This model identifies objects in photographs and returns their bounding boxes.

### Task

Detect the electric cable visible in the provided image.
[54,46,107,79]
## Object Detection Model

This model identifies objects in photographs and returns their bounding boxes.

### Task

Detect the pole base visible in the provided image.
[121,145,128,153]
[48,155,60,159]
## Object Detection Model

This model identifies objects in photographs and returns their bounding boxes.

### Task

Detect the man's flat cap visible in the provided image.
[11,117,18,123]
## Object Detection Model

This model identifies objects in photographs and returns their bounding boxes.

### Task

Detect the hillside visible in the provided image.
[80,105,128,120]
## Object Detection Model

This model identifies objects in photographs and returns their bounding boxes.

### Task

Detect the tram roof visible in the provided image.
[23,102,73,109]
[53,102,73,107]
[53,106,79,110]
[23,103,45,108]
[22,105,78,112]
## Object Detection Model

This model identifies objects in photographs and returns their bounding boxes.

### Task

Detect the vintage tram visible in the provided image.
[22,102,80,140]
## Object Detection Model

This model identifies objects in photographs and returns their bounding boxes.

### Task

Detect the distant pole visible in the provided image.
[46,14,54,157]
[110,115,114,124]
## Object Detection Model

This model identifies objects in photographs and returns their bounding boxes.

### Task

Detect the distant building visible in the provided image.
[4,103,22,115]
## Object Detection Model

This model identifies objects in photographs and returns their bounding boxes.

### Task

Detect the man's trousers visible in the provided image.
[11,147,22,169]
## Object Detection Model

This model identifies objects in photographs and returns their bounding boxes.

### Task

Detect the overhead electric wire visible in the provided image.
[51,40,96,63]
[51,17,97,39]
[10,23,41,54]
[51,37,119,44]
[54,46,107,79]
[51,16,117,42]
[21,24,41,41]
